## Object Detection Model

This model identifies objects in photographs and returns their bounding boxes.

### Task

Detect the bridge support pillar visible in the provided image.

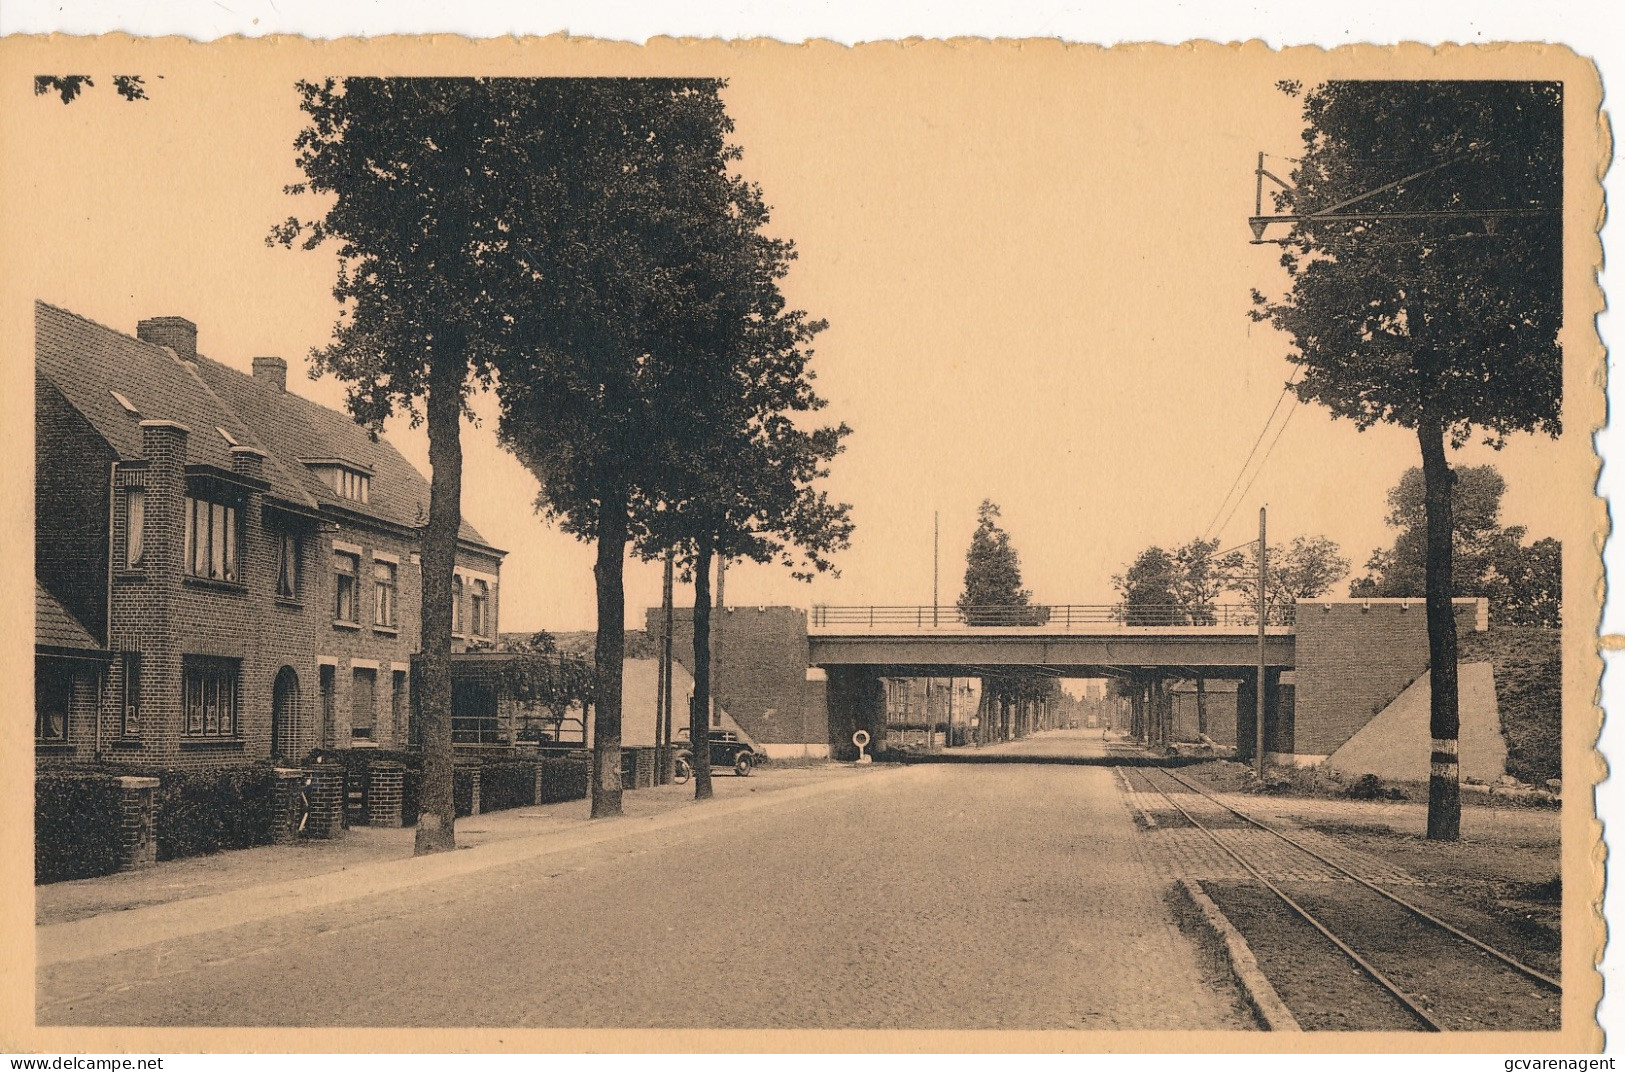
[826,667,886,761]
[1235,668,1285,767]
[1236,670,1257,763]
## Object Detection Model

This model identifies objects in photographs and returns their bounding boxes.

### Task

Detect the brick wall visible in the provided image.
[1292,598,1484,756]
[100,421,325,770]
[316,525,423,751]
[649,605,827,746]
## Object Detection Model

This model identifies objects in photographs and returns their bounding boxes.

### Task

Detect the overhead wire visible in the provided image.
[1200,367,1303,543]
[1212,394,1302,541]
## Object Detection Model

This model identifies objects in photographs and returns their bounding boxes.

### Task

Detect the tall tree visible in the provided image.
[491,79,762,818]
[273,78,525,854]
[1252,81,1562,839]
[958,500,1035,625]
[958,501,1045,740]
[631,219,852,799]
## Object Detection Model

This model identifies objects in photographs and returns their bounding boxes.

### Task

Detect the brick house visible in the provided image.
[34,301,505,768]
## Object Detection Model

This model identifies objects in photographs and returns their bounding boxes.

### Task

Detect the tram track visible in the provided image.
[1124,764,1561,1032]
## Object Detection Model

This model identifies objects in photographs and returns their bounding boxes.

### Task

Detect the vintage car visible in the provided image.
[675,728,762,776]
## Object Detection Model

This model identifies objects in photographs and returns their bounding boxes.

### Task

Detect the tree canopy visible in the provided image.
[1252,80,1563,447]
[1225,535,1350,621]
[1112,546,1184,626]
[1114,534,1347,625]
[1351,465,1560,626]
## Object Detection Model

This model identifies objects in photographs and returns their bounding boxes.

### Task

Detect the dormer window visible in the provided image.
[304,460,372,504]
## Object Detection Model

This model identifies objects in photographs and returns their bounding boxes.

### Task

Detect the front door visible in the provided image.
[271,666,300,761]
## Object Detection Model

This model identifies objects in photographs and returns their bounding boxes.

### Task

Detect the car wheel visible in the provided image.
[734,752,753,777]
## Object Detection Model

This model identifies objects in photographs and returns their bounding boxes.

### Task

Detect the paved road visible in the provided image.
[40,731,1248,1030]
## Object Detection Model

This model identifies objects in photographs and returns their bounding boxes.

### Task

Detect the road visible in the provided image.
[39,730,1250,1030]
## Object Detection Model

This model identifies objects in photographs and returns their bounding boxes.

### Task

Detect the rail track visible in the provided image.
[1124,764,1561,1031]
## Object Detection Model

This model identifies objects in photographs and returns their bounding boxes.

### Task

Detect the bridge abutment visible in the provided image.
[826,666,886,760]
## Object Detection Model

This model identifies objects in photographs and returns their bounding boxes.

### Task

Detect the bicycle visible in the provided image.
[672,751,693,785]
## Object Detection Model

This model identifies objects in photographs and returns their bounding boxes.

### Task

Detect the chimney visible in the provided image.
[252,356,287,392]
[138,418,190,463]
[136,317,198,360]
[230,444,268,481]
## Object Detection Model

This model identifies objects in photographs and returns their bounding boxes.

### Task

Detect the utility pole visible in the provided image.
[713,556,725,730]
[932,511,940,627]
[660,551,675,782]
[1255,506,1267,779]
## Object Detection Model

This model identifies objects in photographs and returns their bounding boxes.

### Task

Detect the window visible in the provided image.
[392,670,407,743]
[121,653,141,736]
[451,575,464,635]
[35,663,70,742]
[352,667,376,740]
[451,680,499,744]
[276,532,301,600]
[470,580,489,637]
[313,464,371,504]
[333,551,360,623]
[183,658,239,738]
[319,664,336,748]
[373,560,397,628]
[183,495,239,582]
[124,487,145,569]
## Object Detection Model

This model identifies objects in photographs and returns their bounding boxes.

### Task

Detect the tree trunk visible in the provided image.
[590,492,628,819]
[414,350,463,856]
[1419,414,1461,841]
[1196,676,1208,738]
[691,538,716,800]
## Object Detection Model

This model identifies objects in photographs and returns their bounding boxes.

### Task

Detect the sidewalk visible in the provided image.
[37,761,878,936]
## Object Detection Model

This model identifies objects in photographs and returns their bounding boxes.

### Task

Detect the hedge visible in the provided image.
[479,759,540,813]
[149,764,278,861]
[36,771,126,884]
[539,756,590,804]
[37,763,280,880]
[453,765,478,817]
[1460,627,1562,785]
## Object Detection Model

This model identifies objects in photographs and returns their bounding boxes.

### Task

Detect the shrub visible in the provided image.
[150,764,278,861]
[454,765,478,817]
[1345,773,1385,800]
[480,760,540,813]
[36,771,126,884]
[540,756,590,803]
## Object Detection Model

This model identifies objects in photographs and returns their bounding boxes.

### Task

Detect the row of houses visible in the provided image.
[34,301,506,770]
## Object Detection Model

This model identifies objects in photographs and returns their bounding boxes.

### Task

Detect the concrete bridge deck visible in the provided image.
[808,603,1294,673]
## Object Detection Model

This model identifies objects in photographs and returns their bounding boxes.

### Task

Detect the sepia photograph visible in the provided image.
[0,32,1607,1053]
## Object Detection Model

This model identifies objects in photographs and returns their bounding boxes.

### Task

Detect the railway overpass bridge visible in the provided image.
[803,599,1486,765]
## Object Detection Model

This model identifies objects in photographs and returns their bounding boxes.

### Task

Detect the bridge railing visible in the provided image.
[808,603,1295,630]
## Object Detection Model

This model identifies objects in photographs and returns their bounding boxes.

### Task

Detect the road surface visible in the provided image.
[40,730,1249,1030]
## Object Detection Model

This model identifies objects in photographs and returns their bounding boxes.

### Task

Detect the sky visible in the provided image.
[5,38,1596,633]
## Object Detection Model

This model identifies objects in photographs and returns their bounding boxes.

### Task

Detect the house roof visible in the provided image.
[36,582,101,652]
[189,351,492,547]
[34,302,316,510]
[36,301,496,551]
